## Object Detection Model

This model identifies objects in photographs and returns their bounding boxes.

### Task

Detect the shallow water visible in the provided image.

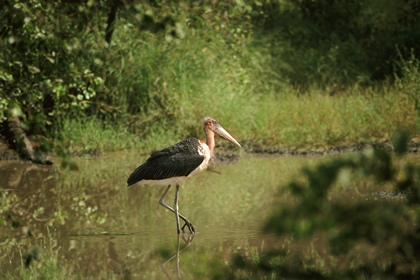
[1,152,416,278]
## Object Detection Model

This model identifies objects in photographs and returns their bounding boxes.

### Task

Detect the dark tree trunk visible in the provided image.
[105,0,121,44]
[6,116,52,165]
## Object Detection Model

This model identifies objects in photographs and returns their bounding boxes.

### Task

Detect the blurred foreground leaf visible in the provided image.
[227,133,419,279]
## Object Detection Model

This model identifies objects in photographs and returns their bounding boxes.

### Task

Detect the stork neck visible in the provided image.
[205,130,215,155]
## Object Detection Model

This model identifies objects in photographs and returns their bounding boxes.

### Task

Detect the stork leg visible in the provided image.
[159,185,195,234]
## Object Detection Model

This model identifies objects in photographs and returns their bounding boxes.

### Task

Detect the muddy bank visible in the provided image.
[0,136,19,160]
[1,135,419,162]
[220,140,420,156]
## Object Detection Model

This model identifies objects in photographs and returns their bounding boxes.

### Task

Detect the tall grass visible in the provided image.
[61,86,418,154]
[245,88,418,149]
[58,15,419,154]
[58,118,140,154]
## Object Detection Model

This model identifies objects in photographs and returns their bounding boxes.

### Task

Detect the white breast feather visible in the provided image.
[188,142,211,178]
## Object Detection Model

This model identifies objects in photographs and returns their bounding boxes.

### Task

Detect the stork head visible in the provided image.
[202,117,241,147]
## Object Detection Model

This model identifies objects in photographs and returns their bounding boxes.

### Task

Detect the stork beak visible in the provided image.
[213,124,241,147]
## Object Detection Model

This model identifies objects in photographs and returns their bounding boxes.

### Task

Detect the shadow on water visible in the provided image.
[2,152,416,278]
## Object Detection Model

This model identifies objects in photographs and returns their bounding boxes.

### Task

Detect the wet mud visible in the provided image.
[1,135,419,162]
[222,140,420,156]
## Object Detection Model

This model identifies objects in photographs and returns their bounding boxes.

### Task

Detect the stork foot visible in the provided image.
[181,222,195,234]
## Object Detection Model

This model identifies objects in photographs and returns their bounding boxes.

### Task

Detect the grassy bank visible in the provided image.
[56,10,420,154]
[60,86,419,155]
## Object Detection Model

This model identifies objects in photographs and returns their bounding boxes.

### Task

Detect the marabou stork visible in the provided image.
[127,117,241,234]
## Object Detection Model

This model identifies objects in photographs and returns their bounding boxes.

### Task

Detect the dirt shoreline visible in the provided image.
[1,135,419,162]
[237,140,420,156]
[213,140,420,163]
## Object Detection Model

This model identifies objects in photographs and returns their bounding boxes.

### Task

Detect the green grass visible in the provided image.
[59,86,419,155]
[58,118,140,154]
[246,88,418,148]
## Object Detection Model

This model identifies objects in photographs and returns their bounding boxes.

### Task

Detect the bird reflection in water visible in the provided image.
[160,233,194,280]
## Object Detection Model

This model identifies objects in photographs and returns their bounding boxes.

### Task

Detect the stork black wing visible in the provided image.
[127,138,205,186]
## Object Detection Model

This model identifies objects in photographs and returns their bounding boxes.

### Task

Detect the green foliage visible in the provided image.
[0,0,104,133]
[226,133,419,278]
[0,94,9,121]
[247,0,420,87]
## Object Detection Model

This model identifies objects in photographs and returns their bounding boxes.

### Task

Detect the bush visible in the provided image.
[0,0,105,134]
